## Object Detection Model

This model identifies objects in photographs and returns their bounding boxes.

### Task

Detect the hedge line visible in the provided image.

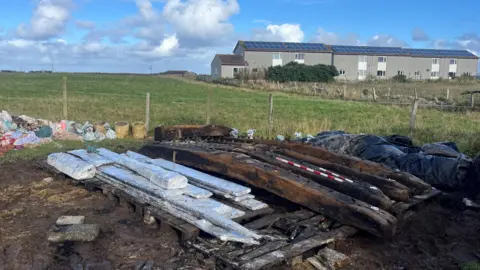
[266,62,339,83]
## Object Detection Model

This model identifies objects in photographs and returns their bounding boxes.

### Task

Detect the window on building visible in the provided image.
[397,70,404,75]
[214,68,218,76]
[252,68,258,73]
[432,58,439,64]
[358,70,366,76]
[233,68,238,73]
[414,71,420,76]
[377,70,386,77]
[272,53,282,60]
[295,53,305,60]
[359,56,367,62]
[339,69,346,75]
[450,59,457,65]
[449,72,456,78]
[378,56,387,63]
[431,71,439,77]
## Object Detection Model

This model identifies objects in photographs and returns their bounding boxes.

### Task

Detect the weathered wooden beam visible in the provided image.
[139,144,397,238]
[154,124,232,141]
[218,139,431,194]
[274,148,411,202]
[245,150,393,210]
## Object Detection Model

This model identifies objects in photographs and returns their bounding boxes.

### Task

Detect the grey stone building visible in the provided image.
[211,41,479,80]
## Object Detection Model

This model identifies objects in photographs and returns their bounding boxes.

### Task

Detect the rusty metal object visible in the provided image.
[154,124,232,141]
[139,144,398,238]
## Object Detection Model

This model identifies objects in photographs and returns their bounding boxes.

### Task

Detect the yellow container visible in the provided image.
[115,121,130,139]
[132,121,146,139]
[94,121,106,134]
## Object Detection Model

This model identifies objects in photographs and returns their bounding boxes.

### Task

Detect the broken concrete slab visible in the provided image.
[56,216,85,225]
[47,224,100,243]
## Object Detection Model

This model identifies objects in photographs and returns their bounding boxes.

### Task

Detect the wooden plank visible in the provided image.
[215,138,431,195]
[390,188,441,216]
[244,214,286,230]
[274,148,411,202]
[238,241,289,261]
[139,144,397,238]
[246,151,393,210]
[241,226,357,270]
[146,206,200,241]
[314,247,350,269]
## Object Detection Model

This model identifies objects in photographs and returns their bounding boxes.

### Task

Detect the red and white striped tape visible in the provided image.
[275,156,354,183]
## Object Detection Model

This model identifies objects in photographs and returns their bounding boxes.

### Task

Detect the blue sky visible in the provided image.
[0,0,479,73]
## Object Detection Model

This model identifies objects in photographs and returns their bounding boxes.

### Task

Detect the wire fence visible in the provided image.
[1,74,480,151]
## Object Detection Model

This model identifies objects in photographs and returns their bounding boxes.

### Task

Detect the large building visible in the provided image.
[211,41,479,80]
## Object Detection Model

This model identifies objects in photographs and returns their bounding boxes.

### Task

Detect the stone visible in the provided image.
[135,260,154,270]
[47,224,100,243]
[56,216,85,225]
[85,261,112,270]
[43,177,54,183]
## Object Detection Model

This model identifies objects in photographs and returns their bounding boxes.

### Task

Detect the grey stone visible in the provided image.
[85,261,112,270]
[56,216,85,225]
[135,260,154,270]
[47,224,100,243]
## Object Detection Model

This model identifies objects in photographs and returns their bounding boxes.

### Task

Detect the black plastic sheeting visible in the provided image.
[305,131,480,196]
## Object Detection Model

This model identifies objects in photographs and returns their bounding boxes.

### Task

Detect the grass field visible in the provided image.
[1,73,480,154]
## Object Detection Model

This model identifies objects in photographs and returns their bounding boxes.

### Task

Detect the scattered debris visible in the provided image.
[42,177,54,183]
[307,248,350,270]
[47,224,100,243]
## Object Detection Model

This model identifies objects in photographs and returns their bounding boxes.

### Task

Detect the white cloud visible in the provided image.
[75,20,96,30]
[312,28,361,45]
[163,0,239,41]
[134,34,179,58]
[411,27,430,42]
[367,34,407,47]
[16,0,74,40]
[253,23,304,42]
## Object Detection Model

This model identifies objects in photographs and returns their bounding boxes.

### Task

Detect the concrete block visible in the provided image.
[47,224,100,243]
[56,216,85,225]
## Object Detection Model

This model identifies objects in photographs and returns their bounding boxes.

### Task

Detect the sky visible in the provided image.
[0,0,479,74]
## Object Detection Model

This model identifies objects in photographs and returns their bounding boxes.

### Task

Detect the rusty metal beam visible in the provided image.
[139,144,397,238]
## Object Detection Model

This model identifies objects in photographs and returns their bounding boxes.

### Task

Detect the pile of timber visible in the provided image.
[46,148,269,245]
[139,140,438,238]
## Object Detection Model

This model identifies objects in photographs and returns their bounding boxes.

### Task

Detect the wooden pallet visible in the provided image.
[35,160,273,244]
[36,159,441,270]
[187,209,357,269]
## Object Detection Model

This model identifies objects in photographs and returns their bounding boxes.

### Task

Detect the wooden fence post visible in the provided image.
[471,93,475,108]
[206,89,212,125]
[63,76,68,120]
[268,94,274,138]
[446,88,450,100]
[372,87,377,101]
[145,92,150,134]
[294,81,298,92]
[410,99,420,133]
[343,84,347,99]
[414,88,418,100]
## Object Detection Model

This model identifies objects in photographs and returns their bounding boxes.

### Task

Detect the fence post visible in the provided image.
[294,81,298,92]
[414,88,418,100]
[471,93,475,108]
[388,87,391,98]
[268,94,274,138]
[63,76,68,120]
[446,88,450,100]
[410,99,420,134]
[372,87,377,101]
[145,92,150,134]
[343,84,347,99]
[206,89,212,125]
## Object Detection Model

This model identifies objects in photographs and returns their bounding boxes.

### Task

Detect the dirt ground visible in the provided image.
[1,161,479,270]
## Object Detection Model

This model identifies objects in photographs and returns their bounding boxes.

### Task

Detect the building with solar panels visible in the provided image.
[211,40,479,81]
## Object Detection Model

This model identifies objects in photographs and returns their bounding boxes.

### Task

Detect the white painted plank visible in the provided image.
[116,155,188,190]
[47,153,96,180]
[68,149,114,167]
[97,166,259,240]
[236,199,269,211]
[126,151,251,196]
[184,184,213,199]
